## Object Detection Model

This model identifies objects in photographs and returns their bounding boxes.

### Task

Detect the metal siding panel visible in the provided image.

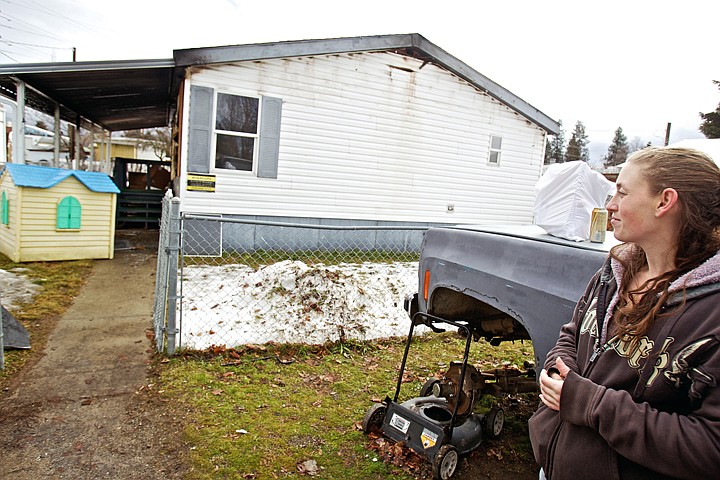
[183,52,545,225]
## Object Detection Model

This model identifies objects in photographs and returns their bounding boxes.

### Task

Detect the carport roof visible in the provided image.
[0,58,180,132]
[0,33,560,135]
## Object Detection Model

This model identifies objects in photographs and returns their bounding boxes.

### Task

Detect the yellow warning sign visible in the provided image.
[421,428,438,449]
[187,174,216,192]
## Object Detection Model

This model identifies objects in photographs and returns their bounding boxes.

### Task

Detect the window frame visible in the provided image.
[56,196,82,231]
[488,135,503,166]
[212,90,262,174]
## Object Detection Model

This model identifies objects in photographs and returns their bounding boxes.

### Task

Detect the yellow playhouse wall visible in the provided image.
[14,176,117,262]
[0,171,21,261]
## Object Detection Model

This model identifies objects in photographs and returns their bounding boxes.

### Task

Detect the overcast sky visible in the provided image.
[1,0,718,164]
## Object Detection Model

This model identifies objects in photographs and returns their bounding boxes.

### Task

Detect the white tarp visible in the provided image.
[668,139,720,166]
[534,161,615,242]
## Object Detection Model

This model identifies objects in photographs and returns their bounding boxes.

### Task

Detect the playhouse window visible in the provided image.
[57,196,81,230]
[488,136,503,165]
[1,191,8,225]
[214,93,259,172]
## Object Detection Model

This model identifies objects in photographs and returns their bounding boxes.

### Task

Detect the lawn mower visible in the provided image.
[362,312,533,480]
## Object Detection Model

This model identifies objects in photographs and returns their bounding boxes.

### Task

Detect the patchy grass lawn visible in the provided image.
[161,334,537,479]
[0,251,539,479]
[0,255,93,381]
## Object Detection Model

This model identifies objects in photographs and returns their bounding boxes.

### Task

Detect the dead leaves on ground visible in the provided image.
[366,433,429,478]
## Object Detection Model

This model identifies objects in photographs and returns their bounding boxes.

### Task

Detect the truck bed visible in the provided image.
[414,224,619,368]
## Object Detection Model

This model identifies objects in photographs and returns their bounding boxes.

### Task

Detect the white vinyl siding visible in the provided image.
[180,51,547,225]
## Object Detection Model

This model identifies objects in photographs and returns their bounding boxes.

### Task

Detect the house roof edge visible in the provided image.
[174,33,559,134]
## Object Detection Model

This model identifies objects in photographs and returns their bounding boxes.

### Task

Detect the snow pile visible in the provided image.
[0,268,41,310]
[179,260,426,349]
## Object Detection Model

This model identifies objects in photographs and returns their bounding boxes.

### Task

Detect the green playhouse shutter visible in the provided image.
[1,191,8,225]
[57,196,81,229]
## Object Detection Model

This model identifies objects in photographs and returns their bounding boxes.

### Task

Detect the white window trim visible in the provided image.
[488,135,503,166]
[211,90,262,175]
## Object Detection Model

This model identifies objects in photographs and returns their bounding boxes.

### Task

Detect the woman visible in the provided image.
[528,147,720,480]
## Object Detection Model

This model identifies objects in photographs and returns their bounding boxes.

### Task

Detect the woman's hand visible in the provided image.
[539,357,570,411]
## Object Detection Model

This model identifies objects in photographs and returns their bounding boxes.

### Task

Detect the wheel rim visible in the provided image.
[371,409,384,426]
[440,449,458,479]
[492,409,504,437]
[362,404,386,433]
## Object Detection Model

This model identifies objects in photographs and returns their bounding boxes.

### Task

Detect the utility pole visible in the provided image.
[664,122,671,146]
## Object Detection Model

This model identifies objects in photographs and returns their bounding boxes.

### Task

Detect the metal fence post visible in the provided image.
[165,198,181,355]
[153,192,171,353]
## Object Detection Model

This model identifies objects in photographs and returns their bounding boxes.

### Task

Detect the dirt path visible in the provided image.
[0,233,186,479]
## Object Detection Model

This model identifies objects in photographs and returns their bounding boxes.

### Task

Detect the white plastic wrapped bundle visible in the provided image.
[534,161,615,242]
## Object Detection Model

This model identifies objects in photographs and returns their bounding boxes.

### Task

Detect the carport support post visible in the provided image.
[14,80,26,165]
[105,131,112,174]
[166,198,181,355]
[73,116,81,170]
[53,104,61,168]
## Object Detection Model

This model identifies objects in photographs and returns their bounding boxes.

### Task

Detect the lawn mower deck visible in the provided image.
[361,313,526,480]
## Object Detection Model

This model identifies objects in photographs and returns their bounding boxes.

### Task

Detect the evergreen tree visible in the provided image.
[544,138,552,164]
[603,127,629,167]
[547,120,566,164]
[566,135,580,162]
[576,121,590,162]
[699,80,720,138]
[565,121,590,162]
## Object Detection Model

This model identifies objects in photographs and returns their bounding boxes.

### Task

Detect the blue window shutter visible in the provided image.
[257,96,282,179]
[188,85,214,174]
[57,197,81,229]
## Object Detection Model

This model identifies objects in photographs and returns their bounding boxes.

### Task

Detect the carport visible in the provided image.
[0,58,183,170]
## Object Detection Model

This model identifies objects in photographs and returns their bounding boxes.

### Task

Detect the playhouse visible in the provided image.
[0,164,120,262]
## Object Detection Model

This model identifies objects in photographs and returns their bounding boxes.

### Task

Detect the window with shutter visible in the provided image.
[214,93,260,171]
[187,85,283,177]
[57,196,81,230]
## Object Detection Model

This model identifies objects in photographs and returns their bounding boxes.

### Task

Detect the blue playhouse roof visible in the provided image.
[0,163,120,194]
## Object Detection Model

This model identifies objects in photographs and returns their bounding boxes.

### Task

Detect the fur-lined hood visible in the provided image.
[609,243,720,293]
[599,244,720,343]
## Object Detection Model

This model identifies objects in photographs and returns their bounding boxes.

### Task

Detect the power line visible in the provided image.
[0,3,78,62]
[9,0,108,36]
[1,38,73,50]
[0,14,68,43]
[0,48,18,62]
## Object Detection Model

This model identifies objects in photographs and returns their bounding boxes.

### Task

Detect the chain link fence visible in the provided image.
[153,194,432,354]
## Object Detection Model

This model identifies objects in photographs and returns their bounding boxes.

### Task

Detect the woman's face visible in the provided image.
[606,161,662,245]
